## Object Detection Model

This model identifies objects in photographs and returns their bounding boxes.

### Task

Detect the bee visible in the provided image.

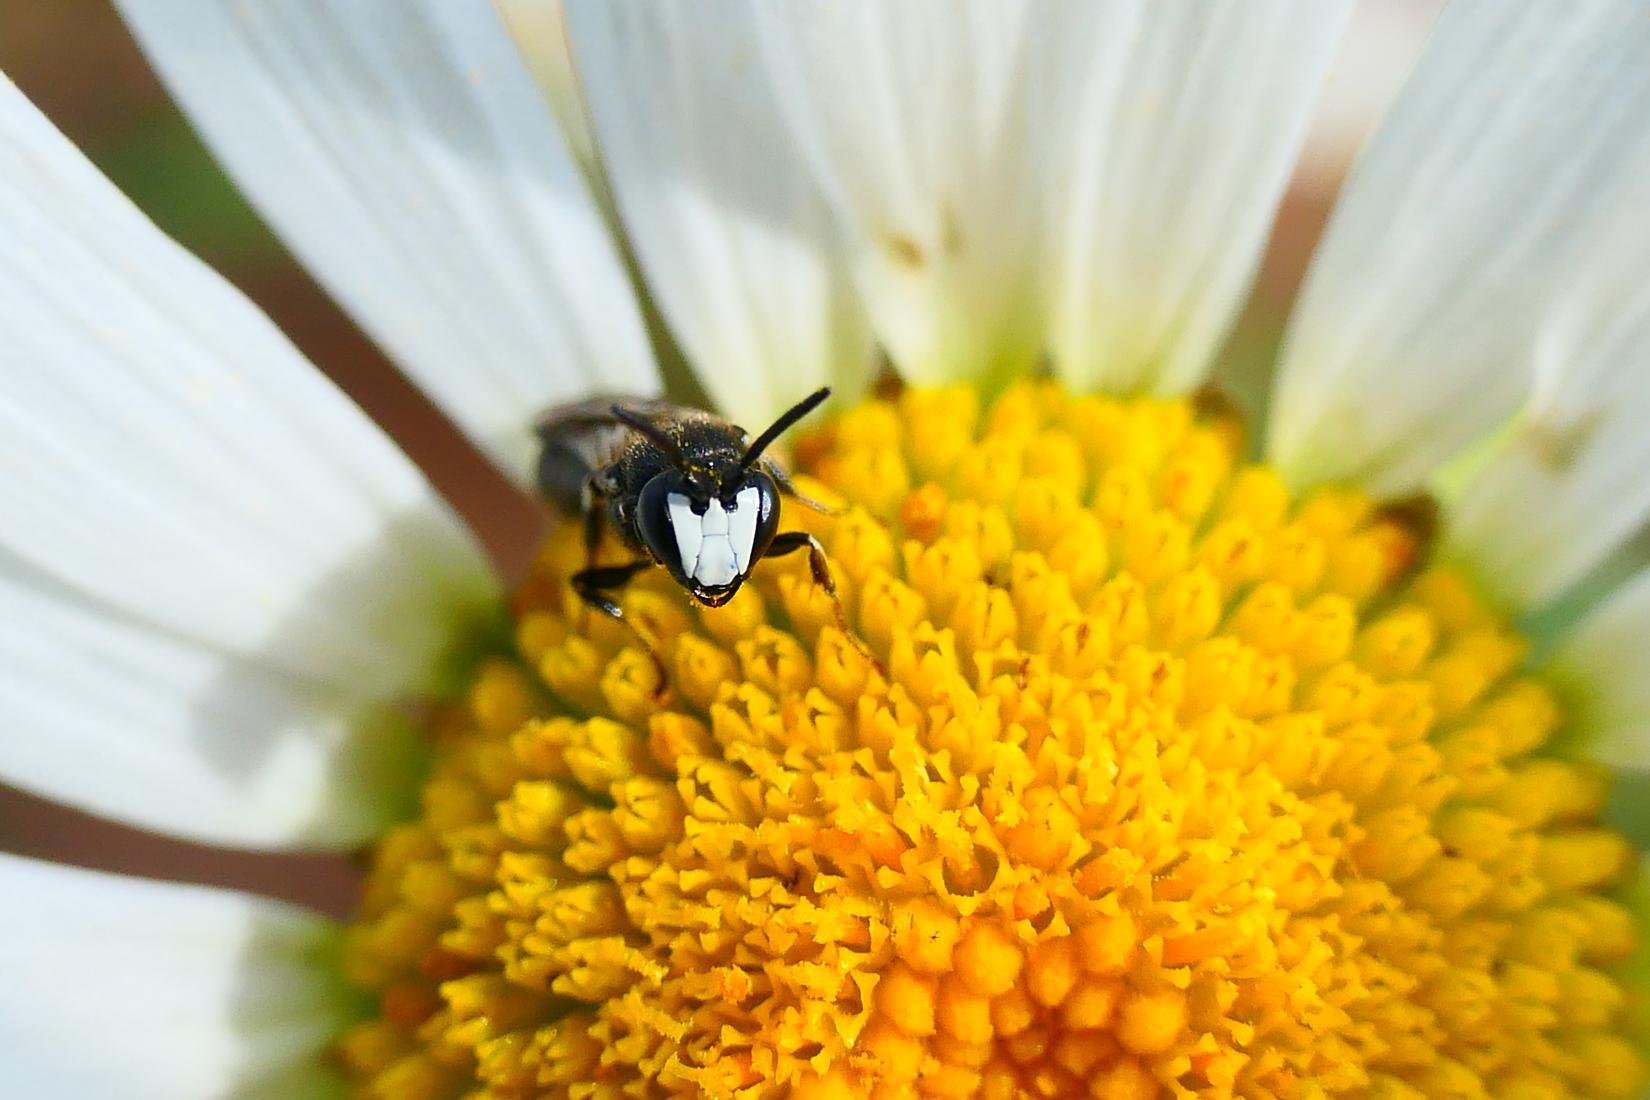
[535,387,871,685]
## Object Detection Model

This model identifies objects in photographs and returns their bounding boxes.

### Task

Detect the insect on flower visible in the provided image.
[535,386,873,685]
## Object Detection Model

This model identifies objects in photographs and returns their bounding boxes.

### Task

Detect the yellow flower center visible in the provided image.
[339,383,1645,1100]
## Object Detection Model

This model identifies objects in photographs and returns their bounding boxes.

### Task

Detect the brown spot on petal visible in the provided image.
[1522,411,1603,472]
[885,233,925,269]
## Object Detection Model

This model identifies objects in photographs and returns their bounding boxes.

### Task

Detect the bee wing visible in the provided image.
[534,396,634,432]
[534,396,703,511]
[534,396,709,439]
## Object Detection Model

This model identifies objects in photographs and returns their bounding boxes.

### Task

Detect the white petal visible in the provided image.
[567,0,875,429]
[1546,568,1650,771]
[0,555,416,849]
[0,854,353,1100]
[1443,219,1650,610]
[1044,0,1352,396]
[496,0,599,177]
[754,0,1041,387]
[113,0,659,476]
[0,75,495,699]
[1291,0,1442,195]
[1269,1,1650,497]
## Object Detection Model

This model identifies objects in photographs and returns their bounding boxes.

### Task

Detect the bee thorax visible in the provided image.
[666,487,762,588]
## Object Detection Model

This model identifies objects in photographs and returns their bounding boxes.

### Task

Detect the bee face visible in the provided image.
[637,467,781,605]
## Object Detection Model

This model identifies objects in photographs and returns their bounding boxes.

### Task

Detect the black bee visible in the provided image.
[535,387,869,682]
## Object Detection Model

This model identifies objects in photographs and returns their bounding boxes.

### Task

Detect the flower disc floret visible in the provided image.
[340,383,1646,1100]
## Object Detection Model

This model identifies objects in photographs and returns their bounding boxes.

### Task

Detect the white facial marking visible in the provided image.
[664,489,764,590]
[693,498,738,586]
[666,492,702,578]
[729,486,761,573]
[701,498,730,537]
[696,537,739,587]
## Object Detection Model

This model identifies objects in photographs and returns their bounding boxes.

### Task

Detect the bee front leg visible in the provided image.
[580,476,619,568]
[582,494,607,572]
[764,531,883,675]
[575,477,633,628]
[571,559,670,698]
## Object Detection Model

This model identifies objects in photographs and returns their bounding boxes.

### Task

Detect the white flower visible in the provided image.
[3,1,1650,1097]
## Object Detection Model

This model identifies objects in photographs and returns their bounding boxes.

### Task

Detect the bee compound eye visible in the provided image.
[747,471,782,562]
[637,473,693,585]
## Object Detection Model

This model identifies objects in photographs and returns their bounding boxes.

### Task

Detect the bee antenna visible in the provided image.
[612,406,687,466]
[740,387,831,469]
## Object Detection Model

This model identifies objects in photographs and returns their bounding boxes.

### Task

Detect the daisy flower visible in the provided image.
[4,2,1650,1098]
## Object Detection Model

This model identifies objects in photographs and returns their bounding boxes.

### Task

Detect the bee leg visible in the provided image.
[581,488,607,570]
[571,559,671,698]
[765,460,837,516]
[765,531,884,676]
[575,478,621,631]
[580,473,627,565]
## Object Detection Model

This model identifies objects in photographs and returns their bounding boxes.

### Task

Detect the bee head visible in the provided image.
[637,466,780,605]
[631,387,830,607]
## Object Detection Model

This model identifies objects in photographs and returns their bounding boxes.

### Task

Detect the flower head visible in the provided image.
[4,3,1650,1100]
[338,385,1645,1098]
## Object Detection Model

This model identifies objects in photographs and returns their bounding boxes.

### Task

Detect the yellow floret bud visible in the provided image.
[340,385,1645,1100]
